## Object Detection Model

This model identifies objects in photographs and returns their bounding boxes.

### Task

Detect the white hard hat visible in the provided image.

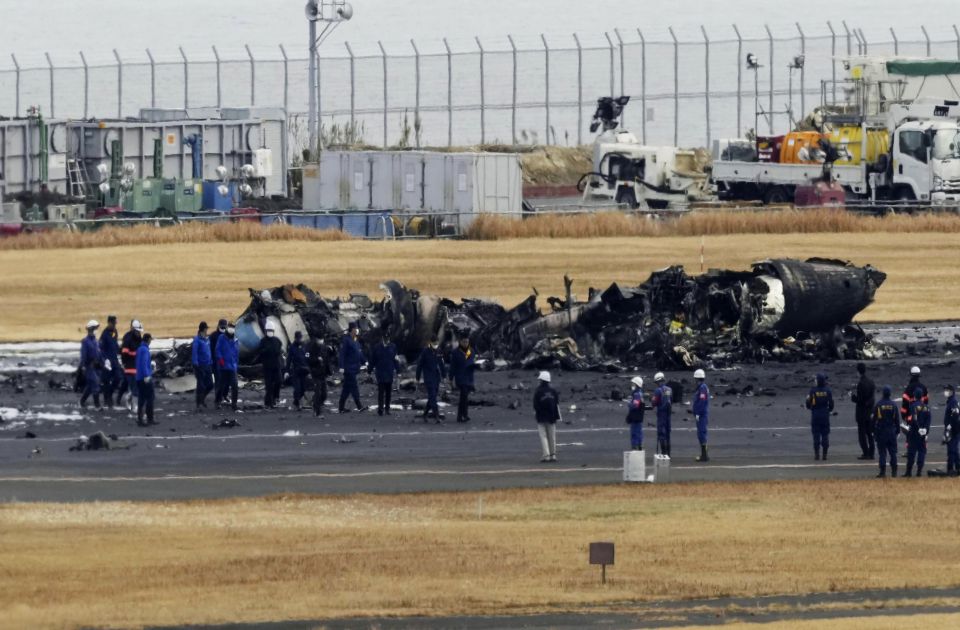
[264,321,276,333]
[538,371,551,383]
[654,372,665,383]
[131,319,143,332]
[694,369,706,379]
[631,376,644,388]
[910,366,921,375]
[86,319,99,329]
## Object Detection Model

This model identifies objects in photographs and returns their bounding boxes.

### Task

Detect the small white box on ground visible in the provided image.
[623,450,646,482]
[653,454,671,483]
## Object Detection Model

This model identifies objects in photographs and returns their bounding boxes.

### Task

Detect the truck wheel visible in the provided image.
[894,187,915,202]
[763,186,790,205]
[646,199,669,210]
[615,187,640,209]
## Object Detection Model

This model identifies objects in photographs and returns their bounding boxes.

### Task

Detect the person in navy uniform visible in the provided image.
[805,373,834,461]
[338,321,366,413]
[850,362,876,460]
[79,319,104,411]
[99,315,122,408]
[626,376,645,450]
[651,372,673,456]
[135,333,156,427]
[305,336,331,417]
[416,338,446,423]
[873,386,901,478]
[905,388,932,478]
[692,368,710,462]
[191,321,213,411]
[216,323,240,411]
[368,332,400,416]
[943,384,960,476]
[258,321,285,409]
[286,331,310,411]
[450,335,477,423]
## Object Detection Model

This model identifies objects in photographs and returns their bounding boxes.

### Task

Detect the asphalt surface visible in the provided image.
[1,325,959,501]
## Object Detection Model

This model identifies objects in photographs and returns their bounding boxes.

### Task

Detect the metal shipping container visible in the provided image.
[0,117,69,196]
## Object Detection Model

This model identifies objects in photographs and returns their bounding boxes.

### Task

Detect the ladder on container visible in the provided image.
[66,158,88,200]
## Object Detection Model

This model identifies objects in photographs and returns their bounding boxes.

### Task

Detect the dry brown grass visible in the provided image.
[0,221,351,250]
[1,480,959,629]
[466,209,960,240]
[0,232,957,341]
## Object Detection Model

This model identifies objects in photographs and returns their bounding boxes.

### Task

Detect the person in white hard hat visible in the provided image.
[533,370,561,463]
[626,376,645,450]
[651,372,673,456]
[119,319,144,411]
[258,320,285,409]
[79,319,104,410]
[900,366,928,426]
[692,369,710,462]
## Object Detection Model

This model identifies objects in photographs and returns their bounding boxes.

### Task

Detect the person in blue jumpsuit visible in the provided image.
[79,320,103,410]
[651,372,673,456]
[805,373,834,461]
[215,323,240,411]
[905,388,932,477]
[692,368,710,462]
[338,321,366,413]
[191,321,213,411]
[368,332,400,416]
[135,333,156,426]
[873,386,901,478]
[943,384,960,476]
[99,315,122,408]
[416,338,446,423]
[626,376,645,450]
[286,331,310,410]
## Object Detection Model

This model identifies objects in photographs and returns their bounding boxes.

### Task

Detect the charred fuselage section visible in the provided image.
[158,258,887,377]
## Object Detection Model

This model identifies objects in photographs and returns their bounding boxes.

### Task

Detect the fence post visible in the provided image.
[858,29,868,55]
[508,34,517,145]
[45,52,55,117]
[245,44,256,106]
[79,51,89,118]
[179,46,189,108]
[638,29,646,143]
[212,46,222,108]
[669,27,679,145]
[411,39,420,148]
[852,27,863,56]
[765,24,774,134]
[889,27,899,56]
[701,26,711,148]
[146,48,156,108]
[379,40,388,148]
[955,25,960,60]
[733,24,742,138]
[842,21,852,57]
[614,29,625,128]
[574,33,583,146]
[278,45,288,113]
[827,22,837,103]
[796,23,805,121]
[604,31,615,97]
[542,34,550,145]
[921,25,931,57]
[345,41,355,132]
[10,54,20,116]
[113,49,122,117]
[444,37,452,147]
[476,36,486,145]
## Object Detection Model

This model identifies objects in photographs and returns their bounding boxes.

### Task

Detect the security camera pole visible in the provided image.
[306,0,354,159]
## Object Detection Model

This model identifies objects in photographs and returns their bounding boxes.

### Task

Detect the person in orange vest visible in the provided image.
[119,319,143,411]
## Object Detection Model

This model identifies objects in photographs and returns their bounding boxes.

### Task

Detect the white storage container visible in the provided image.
[623,450,646,482]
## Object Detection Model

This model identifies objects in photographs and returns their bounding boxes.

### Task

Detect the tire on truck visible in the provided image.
[615,186,640,209]
[762,185,792,205]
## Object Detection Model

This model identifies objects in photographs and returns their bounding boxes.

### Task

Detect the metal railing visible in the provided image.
[1,23,960,151]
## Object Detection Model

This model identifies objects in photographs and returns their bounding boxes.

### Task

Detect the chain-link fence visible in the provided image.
[2,23,959,151]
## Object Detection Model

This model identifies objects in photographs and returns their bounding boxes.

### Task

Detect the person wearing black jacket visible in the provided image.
[449,336,476,423]
[258,321,285,409]
[533,371,561,463]
[209,318,228,406]
[416,338,446,422]
[306,337,331,417]
[286,331,310,410]
[119,320,143,411]
[851,362,876,460]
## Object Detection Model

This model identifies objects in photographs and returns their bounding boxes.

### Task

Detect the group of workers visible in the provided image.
[78,318,960,474]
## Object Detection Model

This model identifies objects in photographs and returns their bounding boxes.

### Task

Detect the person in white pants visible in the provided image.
[533,371,561,463]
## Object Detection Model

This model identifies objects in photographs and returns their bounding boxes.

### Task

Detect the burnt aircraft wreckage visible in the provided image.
[158,258,887,377]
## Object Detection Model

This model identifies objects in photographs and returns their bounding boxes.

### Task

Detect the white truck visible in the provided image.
[579,97,712,209]
[713,58,960,205]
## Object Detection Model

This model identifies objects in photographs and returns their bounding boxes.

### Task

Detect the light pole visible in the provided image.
[746,53,761,137]
[787,55,805,128]
[306,0,354,159]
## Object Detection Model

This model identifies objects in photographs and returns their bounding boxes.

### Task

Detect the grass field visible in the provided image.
[1,480,959,629]
[0,232,958,341]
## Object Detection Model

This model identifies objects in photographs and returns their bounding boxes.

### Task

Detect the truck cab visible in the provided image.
[890,118,960,203]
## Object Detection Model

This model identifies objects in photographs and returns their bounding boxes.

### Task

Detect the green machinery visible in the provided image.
[106,138,201,215]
